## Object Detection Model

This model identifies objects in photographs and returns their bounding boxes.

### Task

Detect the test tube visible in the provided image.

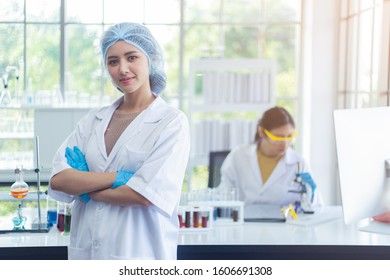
[201,212,209,228]
[193,211,200,228]
[232,209,239,222]
[178,213,183,227]
[178,208,186,228]
[185,211,191,228]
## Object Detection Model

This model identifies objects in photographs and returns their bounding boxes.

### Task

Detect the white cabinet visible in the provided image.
[187,59,276,189]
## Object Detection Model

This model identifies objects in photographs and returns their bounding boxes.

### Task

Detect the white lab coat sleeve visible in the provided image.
[129,112,190,218]
[217,148,239,189]
[48,109,97,203]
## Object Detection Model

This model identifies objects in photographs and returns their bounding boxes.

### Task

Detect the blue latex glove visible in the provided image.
[112,171,134,189]
[65,146,89,172]
[65,146,90,203]
[79,193,90,203]
[298,172,316,202]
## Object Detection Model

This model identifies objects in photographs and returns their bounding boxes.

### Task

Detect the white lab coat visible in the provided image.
[218,144,322,206]
[48,96,190,260]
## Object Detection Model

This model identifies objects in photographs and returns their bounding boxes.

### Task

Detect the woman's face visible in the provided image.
[259,124,295,157]
[105,40,151,95]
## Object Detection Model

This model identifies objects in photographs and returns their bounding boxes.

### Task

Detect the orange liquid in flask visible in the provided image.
[10,188,29,199]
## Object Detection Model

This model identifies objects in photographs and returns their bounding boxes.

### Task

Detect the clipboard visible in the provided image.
[243,204,286,223]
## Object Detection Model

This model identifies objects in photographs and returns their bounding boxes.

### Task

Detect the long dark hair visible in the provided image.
[254,106,295,142]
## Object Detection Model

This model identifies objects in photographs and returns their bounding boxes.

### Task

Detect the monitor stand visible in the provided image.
[359,220,390,235]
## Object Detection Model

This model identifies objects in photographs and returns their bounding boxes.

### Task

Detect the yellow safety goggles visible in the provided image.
[264,129,298,142]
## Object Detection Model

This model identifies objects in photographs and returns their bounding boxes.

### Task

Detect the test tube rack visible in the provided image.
[189,200,244,226]
[190,200,244,226]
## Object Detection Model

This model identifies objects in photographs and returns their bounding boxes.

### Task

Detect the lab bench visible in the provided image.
[1,206,390,260]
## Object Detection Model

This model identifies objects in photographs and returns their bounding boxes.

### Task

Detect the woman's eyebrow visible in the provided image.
[107,51,138,60]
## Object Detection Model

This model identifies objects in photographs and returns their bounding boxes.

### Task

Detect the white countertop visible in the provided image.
[178,205,390,246]
[1,206,390,248]
[178,218,390,246]
[0,227,69,248]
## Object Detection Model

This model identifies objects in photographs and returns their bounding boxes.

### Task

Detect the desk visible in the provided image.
[177,208,390,259]
[1,206,390,259]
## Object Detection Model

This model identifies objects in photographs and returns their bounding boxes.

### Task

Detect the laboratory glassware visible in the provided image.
[0,72,12,106]
[0,136,50,233]
[63,202,73,235]
[9,166,29,230]
[57,202,65,232]
[46,193,58,227]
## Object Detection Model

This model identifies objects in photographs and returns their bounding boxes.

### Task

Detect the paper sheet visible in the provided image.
[285,206,343,227]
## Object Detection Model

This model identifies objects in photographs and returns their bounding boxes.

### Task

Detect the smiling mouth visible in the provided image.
[120,77,133,84]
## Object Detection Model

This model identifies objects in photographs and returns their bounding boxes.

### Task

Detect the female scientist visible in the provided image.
[218,106,322,207]
[49,22,190,260]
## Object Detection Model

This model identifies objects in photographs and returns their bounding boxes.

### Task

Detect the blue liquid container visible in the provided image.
[46,194,58,228]
[47,209,57,227]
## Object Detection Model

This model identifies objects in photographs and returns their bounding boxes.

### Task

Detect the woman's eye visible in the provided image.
[107,60,118,65]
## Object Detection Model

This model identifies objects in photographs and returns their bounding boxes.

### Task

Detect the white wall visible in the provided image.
[302,0,340,205]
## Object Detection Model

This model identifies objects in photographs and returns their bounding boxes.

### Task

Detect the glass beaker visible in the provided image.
[46,194,58,228]
[63,202,73,235]
[57,202,65,232]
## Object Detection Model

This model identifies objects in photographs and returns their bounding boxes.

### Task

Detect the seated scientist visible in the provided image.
[217,106,323,208]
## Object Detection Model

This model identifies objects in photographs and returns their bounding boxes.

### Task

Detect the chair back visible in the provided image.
[208,150,230,188]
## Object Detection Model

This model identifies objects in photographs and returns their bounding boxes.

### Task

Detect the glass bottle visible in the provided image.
[10,165,29,200]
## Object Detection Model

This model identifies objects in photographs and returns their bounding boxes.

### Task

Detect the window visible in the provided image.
[0,0,303,172]
[337,0,388,108]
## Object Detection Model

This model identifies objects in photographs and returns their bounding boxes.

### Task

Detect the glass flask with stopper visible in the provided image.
[9,165,29,230]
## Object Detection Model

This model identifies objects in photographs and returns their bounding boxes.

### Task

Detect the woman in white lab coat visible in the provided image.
[218,106,322,207]
[48,23,190,260]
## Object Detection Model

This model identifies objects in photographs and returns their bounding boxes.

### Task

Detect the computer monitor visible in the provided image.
[334,107,390,233]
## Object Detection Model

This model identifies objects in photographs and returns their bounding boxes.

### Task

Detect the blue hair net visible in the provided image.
[101,22,166,95]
